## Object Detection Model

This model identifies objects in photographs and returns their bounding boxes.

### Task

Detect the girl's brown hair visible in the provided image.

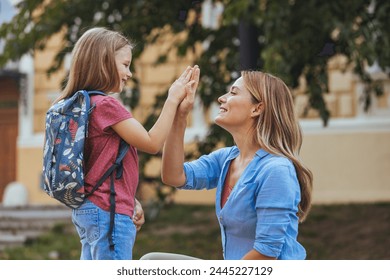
[242,70,313,222]
[56,27,133,102]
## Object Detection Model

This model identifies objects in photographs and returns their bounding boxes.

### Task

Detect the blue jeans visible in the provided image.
[71,200,136,260]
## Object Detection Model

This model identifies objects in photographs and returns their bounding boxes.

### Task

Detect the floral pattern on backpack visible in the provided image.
[41,90,105,208]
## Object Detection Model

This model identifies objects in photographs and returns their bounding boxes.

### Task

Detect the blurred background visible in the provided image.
[0,0,389,259]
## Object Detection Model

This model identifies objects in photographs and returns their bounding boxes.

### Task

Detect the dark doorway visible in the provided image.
[0,74,20,201]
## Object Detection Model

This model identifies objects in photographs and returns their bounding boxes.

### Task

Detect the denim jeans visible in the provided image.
[72,200,136,260]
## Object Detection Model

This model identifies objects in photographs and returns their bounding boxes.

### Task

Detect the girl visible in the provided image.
[57,27,195,260]
[153,70,313,260]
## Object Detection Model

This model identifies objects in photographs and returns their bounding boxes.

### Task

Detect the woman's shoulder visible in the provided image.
[210,146,238,158]
[195,146,237,166]
[256,150,295,171]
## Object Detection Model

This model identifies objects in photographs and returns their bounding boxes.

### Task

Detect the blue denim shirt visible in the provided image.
[182,146,306,260]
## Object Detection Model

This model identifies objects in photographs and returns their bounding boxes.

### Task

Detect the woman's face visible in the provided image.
[215,77,259,131]
[114,45,133,93]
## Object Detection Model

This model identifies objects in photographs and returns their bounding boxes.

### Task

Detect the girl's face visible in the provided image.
[114,45,133,93]
[215,77,259,131]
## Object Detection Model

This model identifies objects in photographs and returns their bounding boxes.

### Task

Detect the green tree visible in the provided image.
[1,0,389,202]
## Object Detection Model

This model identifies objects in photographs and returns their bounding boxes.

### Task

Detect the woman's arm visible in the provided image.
[161,66,200,187]
[253,163,302,259]
[112,66,194,154]
[161,113,187,186]
[242,249,276,260]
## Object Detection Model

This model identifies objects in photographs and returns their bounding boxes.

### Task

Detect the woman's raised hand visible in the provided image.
[178,65,200,116]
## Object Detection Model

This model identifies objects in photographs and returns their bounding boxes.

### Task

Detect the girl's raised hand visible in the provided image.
[167,66,193,105]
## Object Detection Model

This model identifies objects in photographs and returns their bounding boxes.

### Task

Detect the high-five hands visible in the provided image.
[168,66,194,105]
[178,65,200,117]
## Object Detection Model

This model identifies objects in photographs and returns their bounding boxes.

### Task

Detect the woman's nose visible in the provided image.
[217,93,227,103]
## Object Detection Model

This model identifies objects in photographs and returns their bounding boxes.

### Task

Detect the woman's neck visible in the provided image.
[233,133,261,161]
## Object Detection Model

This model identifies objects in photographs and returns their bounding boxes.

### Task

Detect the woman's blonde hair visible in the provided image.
[242,70,313,222]
[56,27,133,102]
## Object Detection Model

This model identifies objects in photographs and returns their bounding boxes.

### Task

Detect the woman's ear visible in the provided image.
[251,102,263,117]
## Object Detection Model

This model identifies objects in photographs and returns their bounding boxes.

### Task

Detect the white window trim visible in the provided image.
[17,54,45,148]
[184,96,208,143]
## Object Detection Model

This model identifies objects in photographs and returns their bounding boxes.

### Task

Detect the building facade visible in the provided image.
[1,2,389,207]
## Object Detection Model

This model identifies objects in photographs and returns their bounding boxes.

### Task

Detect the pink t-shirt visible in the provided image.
[83,95,138,217]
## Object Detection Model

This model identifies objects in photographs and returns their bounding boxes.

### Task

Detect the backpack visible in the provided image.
[41,90,129,248]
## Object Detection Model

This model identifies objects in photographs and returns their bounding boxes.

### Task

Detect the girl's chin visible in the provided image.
[111,86,123,93]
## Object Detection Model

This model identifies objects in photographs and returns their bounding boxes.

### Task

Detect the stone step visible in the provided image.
[0,228,45,239]
[0,205,72,251]
[0,205,71,219]
[0,219,70,230]
[0,235,26,251]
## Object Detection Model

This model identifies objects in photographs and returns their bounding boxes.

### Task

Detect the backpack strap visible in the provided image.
[84,139,129,250]
[87,90,106,97]
[108,139,129,250]
[65,90,105,113]
[84,90,105,111]
[85,140,129,197]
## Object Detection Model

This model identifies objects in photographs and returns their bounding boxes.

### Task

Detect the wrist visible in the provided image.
[166,96,180,107]
[174,113,188,127]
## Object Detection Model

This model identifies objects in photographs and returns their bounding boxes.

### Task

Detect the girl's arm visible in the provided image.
[133,198,145,231]
[112,66,194,154]
[161,66,200,187]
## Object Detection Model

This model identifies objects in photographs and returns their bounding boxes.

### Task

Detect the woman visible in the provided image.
[156,70,313,260]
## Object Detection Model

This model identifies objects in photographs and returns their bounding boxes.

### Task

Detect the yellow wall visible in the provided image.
[34,31,66,132]
[17,147,61,206]
[302,130,390,204]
